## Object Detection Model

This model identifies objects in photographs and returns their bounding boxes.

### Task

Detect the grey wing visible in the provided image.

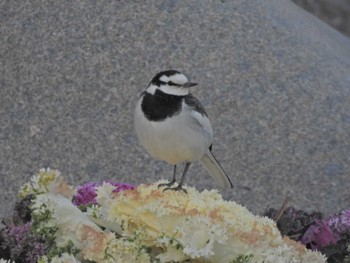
[184,94,208,117]
[185,95,233,188]
[184,93,213,143]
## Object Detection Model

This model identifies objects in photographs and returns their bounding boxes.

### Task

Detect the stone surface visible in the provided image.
[0,0,349,218]
[292,0,350,37]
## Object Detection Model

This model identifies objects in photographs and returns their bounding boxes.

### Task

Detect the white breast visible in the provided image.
[134,98,213,165]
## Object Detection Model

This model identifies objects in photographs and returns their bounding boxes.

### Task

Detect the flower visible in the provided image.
[31,191,149,262]
[31,193,103,250]
[326,209,350,235]
[73,181,134,206]
[93,181,326,262]
[3,170,327,262]
[18,168,74,199]
[265,205,350,261]
[72,182,99,206]
[301,220,339,250]
[38,253,81,263]
[0,221,47,263]
[301,209,350,251]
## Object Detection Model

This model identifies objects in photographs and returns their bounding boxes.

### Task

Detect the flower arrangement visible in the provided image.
[0,169,327,262]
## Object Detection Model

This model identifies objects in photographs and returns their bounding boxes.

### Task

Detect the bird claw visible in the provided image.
[158,181,175,189]
[162,185,187,194]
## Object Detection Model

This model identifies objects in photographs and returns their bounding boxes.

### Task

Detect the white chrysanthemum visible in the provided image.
[177,216,228,258]
[261,244,307,263]
[95,182,116,204]
[0,259,15,263]
[96,184,131,224]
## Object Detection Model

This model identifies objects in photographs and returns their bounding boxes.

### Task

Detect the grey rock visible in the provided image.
[0,0,349,217]
[292,0,350,37]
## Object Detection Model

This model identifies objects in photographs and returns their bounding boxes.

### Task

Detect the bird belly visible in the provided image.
[134,103,212,165]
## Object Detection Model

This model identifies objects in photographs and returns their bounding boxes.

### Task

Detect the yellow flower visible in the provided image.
[19,168,74,199]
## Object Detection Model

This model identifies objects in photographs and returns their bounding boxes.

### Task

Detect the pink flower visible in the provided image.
[73,181,134,206]
[73,182,99,206]
[301,220,339,250]
[301,209,350,251]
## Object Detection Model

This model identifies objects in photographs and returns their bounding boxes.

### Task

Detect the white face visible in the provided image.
[146,72,190,96]
[159,73,188,86]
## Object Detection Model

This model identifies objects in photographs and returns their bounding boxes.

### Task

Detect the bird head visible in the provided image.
[146,70,197,96]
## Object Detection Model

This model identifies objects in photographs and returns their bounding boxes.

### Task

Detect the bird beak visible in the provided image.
[183,82,198,88]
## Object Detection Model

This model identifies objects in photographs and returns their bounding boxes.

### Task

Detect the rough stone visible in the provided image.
[292,0,350,37]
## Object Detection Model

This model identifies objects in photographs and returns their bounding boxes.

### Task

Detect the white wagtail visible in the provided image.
[134,70,233,192]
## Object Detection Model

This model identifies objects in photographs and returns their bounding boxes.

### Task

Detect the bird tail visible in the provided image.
[199,149,233,188]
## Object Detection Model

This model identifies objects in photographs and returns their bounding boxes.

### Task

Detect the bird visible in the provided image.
[134,70,233,192]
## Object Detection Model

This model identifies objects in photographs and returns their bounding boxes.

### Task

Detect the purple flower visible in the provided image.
[26,242,46,262]
[301,220,339,250]
[106,181,135,193]
[1,222,47,263]
[73,181,135,206]
[326,209,350,234]
[8,222,31,244]
[301,209,350,251]
[73,182,99,206]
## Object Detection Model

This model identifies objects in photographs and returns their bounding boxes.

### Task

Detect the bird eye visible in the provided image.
[168,81,180,86]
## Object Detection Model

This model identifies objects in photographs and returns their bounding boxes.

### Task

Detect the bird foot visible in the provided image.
[158,180,176,189]
[162,185,188,194]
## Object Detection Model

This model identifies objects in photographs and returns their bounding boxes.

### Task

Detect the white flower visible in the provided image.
[95,181,327,263]
[19,170,327,263]
[19,168,74,199]
[92,182,124,234]
[86,205,123,234]
[95,182,116,204]
[38,253,81,263]
[156,246,187,263]
[32,192,148,262]
[102,237,151,263]
[32,193,113,260]
[177,216,228,258]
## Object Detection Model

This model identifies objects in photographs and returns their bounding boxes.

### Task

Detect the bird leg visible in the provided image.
[158,165,177,188]
[163,163,191,193]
